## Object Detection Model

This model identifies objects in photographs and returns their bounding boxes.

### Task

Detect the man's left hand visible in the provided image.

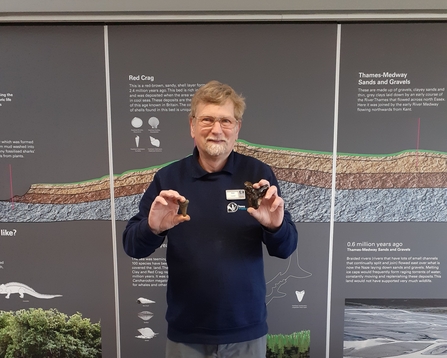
[247,179,284,230]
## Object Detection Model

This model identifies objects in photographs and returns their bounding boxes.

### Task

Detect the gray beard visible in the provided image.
[205,142,228,156]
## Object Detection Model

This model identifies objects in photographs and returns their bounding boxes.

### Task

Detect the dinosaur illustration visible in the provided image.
[0,282,62,299]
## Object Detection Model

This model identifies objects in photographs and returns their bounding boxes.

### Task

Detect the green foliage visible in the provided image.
[0,308,101,358]
[267,330,310,358]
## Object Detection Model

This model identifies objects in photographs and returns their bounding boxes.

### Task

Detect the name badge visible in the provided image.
[226,189,246,200]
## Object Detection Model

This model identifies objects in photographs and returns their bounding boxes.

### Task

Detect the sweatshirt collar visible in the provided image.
[190,146,235,178]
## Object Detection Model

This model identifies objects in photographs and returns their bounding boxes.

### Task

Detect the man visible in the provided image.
[123,80,298,358]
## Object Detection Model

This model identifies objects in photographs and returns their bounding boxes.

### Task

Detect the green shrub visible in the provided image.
[0,308,101,358]
[267,330,310,358]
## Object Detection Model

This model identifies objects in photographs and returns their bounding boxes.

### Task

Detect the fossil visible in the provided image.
[244,181,269,209]
[178,199,189,216]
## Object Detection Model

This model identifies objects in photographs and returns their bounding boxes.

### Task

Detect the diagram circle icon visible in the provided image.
[131,117,143,128]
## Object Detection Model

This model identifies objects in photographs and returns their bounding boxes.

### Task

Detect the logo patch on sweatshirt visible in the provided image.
[227,202,246,213]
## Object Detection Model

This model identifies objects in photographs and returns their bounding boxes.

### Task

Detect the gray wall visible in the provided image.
[2,0,447,18]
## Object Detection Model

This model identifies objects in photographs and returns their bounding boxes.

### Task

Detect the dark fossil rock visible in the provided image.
[244,181,269,209]
[178,199,189,216]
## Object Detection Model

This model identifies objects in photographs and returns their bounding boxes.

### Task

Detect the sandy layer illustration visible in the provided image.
[4,140,447,206]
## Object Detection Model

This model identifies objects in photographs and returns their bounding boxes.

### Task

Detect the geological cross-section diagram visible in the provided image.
[1,140,446,223]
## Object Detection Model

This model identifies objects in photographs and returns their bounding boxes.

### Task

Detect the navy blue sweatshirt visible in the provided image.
[123,147,298,344]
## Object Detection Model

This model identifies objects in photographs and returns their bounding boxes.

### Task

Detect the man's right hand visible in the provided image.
[148,190,190,235]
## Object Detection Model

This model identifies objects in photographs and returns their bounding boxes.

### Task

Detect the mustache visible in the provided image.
[206,137,228,143]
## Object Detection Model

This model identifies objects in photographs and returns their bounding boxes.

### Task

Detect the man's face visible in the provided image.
[190,99,241,162]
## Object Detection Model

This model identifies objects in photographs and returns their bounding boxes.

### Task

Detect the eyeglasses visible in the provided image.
[193,116,239,129]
